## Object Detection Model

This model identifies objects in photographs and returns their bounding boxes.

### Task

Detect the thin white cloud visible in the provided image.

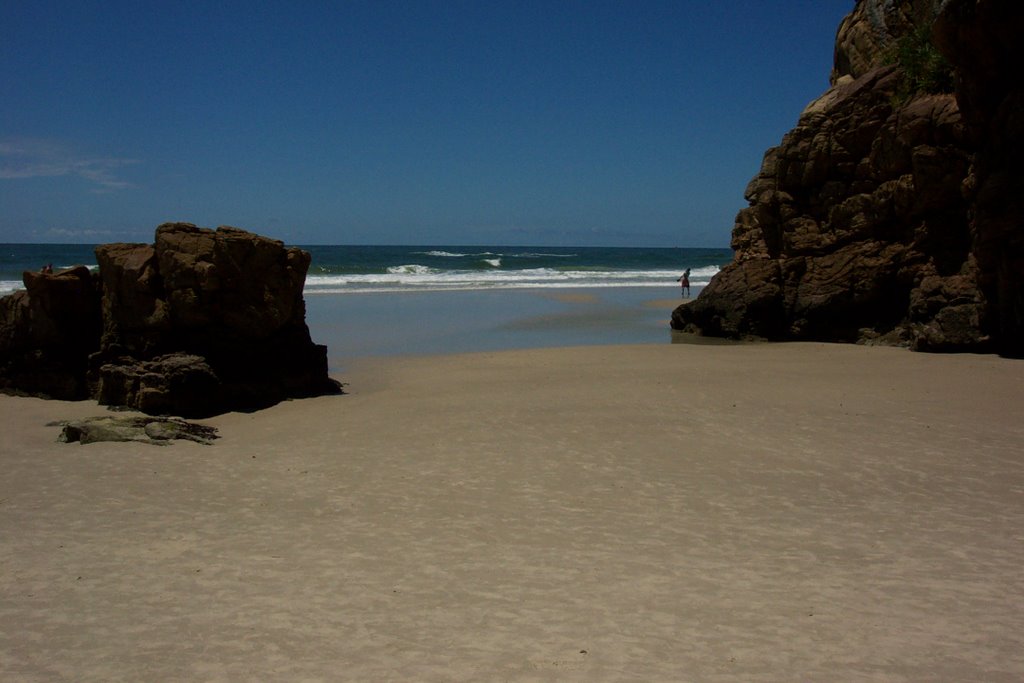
[43,227,122,240]
[0,137,139,192]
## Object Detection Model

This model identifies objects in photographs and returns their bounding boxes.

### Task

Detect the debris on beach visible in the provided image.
[51,415,219,446]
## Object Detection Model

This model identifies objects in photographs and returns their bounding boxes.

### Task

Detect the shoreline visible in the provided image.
[3,341,1023,680]
[306,286,701,369]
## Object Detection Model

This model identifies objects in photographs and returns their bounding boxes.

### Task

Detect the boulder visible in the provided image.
[90,223,340,415]
[1,223,341,414]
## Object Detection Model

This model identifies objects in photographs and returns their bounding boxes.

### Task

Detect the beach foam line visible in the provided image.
[304,266,719,293]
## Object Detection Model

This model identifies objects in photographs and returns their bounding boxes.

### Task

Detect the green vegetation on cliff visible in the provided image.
[888,22,955,100]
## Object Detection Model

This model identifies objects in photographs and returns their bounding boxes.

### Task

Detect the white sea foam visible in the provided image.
[412,250,501,258]
[387,264,435,275]
[0,264,721,296]
[305,265,720,294]
[414,250,468,257]
[508,252,577,258]
[0,279,24,295]
[410,250,574,259]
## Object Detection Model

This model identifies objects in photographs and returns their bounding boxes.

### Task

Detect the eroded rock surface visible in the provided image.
[91,223,340,416]
[674,0,1023,356]
[0,266,101,399]
[1,223,341,415]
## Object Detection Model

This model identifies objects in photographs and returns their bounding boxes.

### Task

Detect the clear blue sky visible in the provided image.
[1,1,852,247]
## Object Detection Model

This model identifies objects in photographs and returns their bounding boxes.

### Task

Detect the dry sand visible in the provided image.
[2,342,1023,681]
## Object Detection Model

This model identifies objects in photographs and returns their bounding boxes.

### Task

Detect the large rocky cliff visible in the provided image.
[672,0,1024,357]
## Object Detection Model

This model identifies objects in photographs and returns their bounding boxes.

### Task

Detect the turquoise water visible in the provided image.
[1,243,726,363]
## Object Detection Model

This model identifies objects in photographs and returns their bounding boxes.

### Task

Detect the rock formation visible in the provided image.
[0,223,341,416]
[933,0,1024,355]
[0,266,101,399]
[673,0,1024,357]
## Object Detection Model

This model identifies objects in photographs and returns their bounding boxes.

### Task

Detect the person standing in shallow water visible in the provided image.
[677,268,691,298]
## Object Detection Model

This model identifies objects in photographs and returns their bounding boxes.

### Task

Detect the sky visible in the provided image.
[1,1,853,247]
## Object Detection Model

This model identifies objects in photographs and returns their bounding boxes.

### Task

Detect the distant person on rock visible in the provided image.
[677,268,691,298]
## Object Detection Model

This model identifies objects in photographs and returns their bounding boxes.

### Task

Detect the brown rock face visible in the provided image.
[91,223,339,416]
[0,223,341,415]
[0,266,101,399]
[95,223,311,360]
[675,0,1023,356]
[934,0,1024,354]
[831,0,940,85]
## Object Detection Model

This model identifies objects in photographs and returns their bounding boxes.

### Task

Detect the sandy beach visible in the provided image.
[2,341,1024,681]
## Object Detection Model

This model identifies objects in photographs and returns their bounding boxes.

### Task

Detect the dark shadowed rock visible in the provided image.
[1,223,341,414]
[94,353,223,418]
[93,241,167,358]
[675,0,1022,356]
[90,223,341,415]
[0,266,101,398]
[934,0,1024,356]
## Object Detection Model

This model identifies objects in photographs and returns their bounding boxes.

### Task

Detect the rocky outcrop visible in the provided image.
[673,0,1024,356]
[90,223,339,416]
[934,0,1024,354]
[0,266,101,399]
[0,223,341,416]
[830,0,940,86]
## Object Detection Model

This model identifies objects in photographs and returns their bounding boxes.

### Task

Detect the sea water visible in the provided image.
[1,243,728,364]
[299,245,724,294]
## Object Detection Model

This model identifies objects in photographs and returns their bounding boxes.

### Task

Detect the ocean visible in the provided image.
[1,243,729,365]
